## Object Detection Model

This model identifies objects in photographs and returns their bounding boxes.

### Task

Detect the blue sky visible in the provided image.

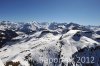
[0,0,100,25]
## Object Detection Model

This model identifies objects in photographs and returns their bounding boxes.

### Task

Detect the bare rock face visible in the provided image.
[96,31,100,35]
[0,29,18,48]
[5,61,20,66]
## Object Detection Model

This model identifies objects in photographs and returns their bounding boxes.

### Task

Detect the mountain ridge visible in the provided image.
[0,21,100,66]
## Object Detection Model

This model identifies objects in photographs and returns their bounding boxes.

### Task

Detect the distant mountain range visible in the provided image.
[0,21,100,66]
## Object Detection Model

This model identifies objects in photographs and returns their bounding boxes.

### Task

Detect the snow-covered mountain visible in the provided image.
[0,21,100,66]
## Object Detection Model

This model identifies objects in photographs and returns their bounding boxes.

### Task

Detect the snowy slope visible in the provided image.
[0,59,4,66]
[0,21,100,66]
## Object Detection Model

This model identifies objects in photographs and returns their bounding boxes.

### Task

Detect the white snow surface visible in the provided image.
[0,22,100,66]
